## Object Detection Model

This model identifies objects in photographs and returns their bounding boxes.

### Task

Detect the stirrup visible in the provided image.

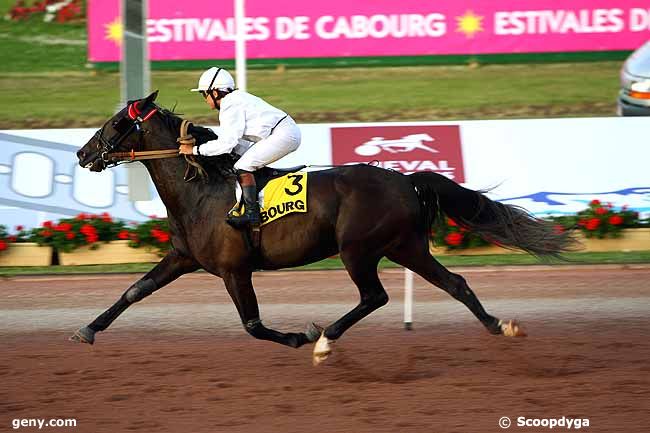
[226,209,260,228]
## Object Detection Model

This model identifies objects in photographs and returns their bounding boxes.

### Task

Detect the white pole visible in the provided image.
[404,268,414,330]
[234,0,247,92]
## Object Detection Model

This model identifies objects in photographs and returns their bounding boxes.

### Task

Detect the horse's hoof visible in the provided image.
[305,323,323,343]
[499,319,527,337]
[312,332,333,366]
[69,326,95,345]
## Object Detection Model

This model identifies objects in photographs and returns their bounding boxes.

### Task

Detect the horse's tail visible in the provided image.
[409,171,579,258]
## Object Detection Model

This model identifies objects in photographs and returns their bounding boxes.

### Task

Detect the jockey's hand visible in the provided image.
[178,144,195,155]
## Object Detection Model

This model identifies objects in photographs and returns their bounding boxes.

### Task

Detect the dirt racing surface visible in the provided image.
[1,265,649,433]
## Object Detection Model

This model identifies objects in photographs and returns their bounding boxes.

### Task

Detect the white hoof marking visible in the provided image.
[499,319,527,337]
[312,332,332,366]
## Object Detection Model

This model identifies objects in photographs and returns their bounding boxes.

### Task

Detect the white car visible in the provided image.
[618,41,650,116]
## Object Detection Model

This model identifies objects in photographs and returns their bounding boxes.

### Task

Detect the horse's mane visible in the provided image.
[155,104,237,183]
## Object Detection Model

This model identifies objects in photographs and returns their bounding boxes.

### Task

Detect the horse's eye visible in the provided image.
[113,117,133,135]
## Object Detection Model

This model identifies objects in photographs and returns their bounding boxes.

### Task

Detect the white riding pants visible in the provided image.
[233,116,301,172]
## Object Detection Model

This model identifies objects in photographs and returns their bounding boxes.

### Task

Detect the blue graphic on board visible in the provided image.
[499,187,650,216]
[0,132,166,231]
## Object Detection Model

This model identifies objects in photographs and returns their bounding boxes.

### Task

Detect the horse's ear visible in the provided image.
[144,90,159,104]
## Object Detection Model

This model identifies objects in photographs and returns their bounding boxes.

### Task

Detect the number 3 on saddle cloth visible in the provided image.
[229,167,308,254]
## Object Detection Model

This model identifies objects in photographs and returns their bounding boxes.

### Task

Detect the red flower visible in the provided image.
[101,212,112,223]
[80,224,97,236]
[0,240,7,251]
[608,215,623,226]
[578,219,587,227]
[589,199,601,206]
[553,225,565,234]
[76,213,88,220]
[40,230,52,238]
[55,222,72,232]
[150,228,170,243]
[42,220,53,228]
[7,235,17,243]
[585,218,600,231]
[65,232,76,240]
[447,218,458,227]
[445,232,464,246]
[15,225,24,231]
[118,230,130,240]
[594,207,607,215]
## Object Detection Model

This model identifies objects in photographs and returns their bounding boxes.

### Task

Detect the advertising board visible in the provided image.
[88,0,650,62]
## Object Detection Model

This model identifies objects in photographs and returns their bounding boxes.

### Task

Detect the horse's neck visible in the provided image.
[143,159,235,219]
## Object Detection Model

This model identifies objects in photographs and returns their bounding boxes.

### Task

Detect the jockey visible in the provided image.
[179,67,301,228]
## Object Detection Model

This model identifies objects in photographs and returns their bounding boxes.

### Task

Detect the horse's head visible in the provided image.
[77,91,164,172]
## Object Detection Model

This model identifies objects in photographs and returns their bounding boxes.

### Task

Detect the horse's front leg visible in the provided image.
[70,250,200,344]
[222,271,320,348]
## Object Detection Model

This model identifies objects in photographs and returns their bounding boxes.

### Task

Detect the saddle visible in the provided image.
[253,165,307,195]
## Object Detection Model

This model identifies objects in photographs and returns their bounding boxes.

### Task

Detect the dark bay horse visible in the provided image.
[72,91,576,364]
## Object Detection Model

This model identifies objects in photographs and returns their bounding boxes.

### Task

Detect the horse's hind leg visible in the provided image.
[311,253,388,364]
[324,254,388,340]
[387,240,524,336]
[70,251,199,344]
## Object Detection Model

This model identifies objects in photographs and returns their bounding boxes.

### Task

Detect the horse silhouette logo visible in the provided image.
[354,134,438,156]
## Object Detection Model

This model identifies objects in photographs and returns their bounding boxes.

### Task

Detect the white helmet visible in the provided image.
[190,67,235,93]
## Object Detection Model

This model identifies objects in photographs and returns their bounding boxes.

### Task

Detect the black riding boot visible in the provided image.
[227,171,260,228]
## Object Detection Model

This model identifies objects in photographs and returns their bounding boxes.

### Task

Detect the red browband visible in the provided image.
[127,103,157,122]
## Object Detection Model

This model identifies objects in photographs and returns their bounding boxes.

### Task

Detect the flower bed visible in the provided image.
[0,213,172,266]
[0,201,648,266]
[431,200,647,254]
[122,217,172,256]
[0,226,52,266]
[547,200,642,239]
[7,0,84,23]
[27,213,127,253]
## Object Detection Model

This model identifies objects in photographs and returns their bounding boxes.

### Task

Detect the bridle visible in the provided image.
[94,101,179,168]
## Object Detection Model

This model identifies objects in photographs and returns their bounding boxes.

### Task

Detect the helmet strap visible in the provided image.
[206,67,222,109]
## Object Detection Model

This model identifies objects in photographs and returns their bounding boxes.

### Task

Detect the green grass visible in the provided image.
[0,16,87,73]
[0,62,622,129]
[0,10,625,127]
[1,251,648,277]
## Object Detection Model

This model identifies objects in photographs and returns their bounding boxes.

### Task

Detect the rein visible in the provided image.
[106,148,179,162]
[108,118,207,182]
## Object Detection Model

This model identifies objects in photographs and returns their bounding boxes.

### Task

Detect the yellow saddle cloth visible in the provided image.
[232,172,308,226]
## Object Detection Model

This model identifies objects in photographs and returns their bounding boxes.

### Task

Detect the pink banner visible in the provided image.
[88,0,650,62]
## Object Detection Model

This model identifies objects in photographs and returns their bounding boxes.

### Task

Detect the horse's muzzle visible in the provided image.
[77,150,105,172]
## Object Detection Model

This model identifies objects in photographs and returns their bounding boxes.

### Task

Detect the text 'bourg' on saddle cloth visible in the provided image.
[232,172,308,226]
